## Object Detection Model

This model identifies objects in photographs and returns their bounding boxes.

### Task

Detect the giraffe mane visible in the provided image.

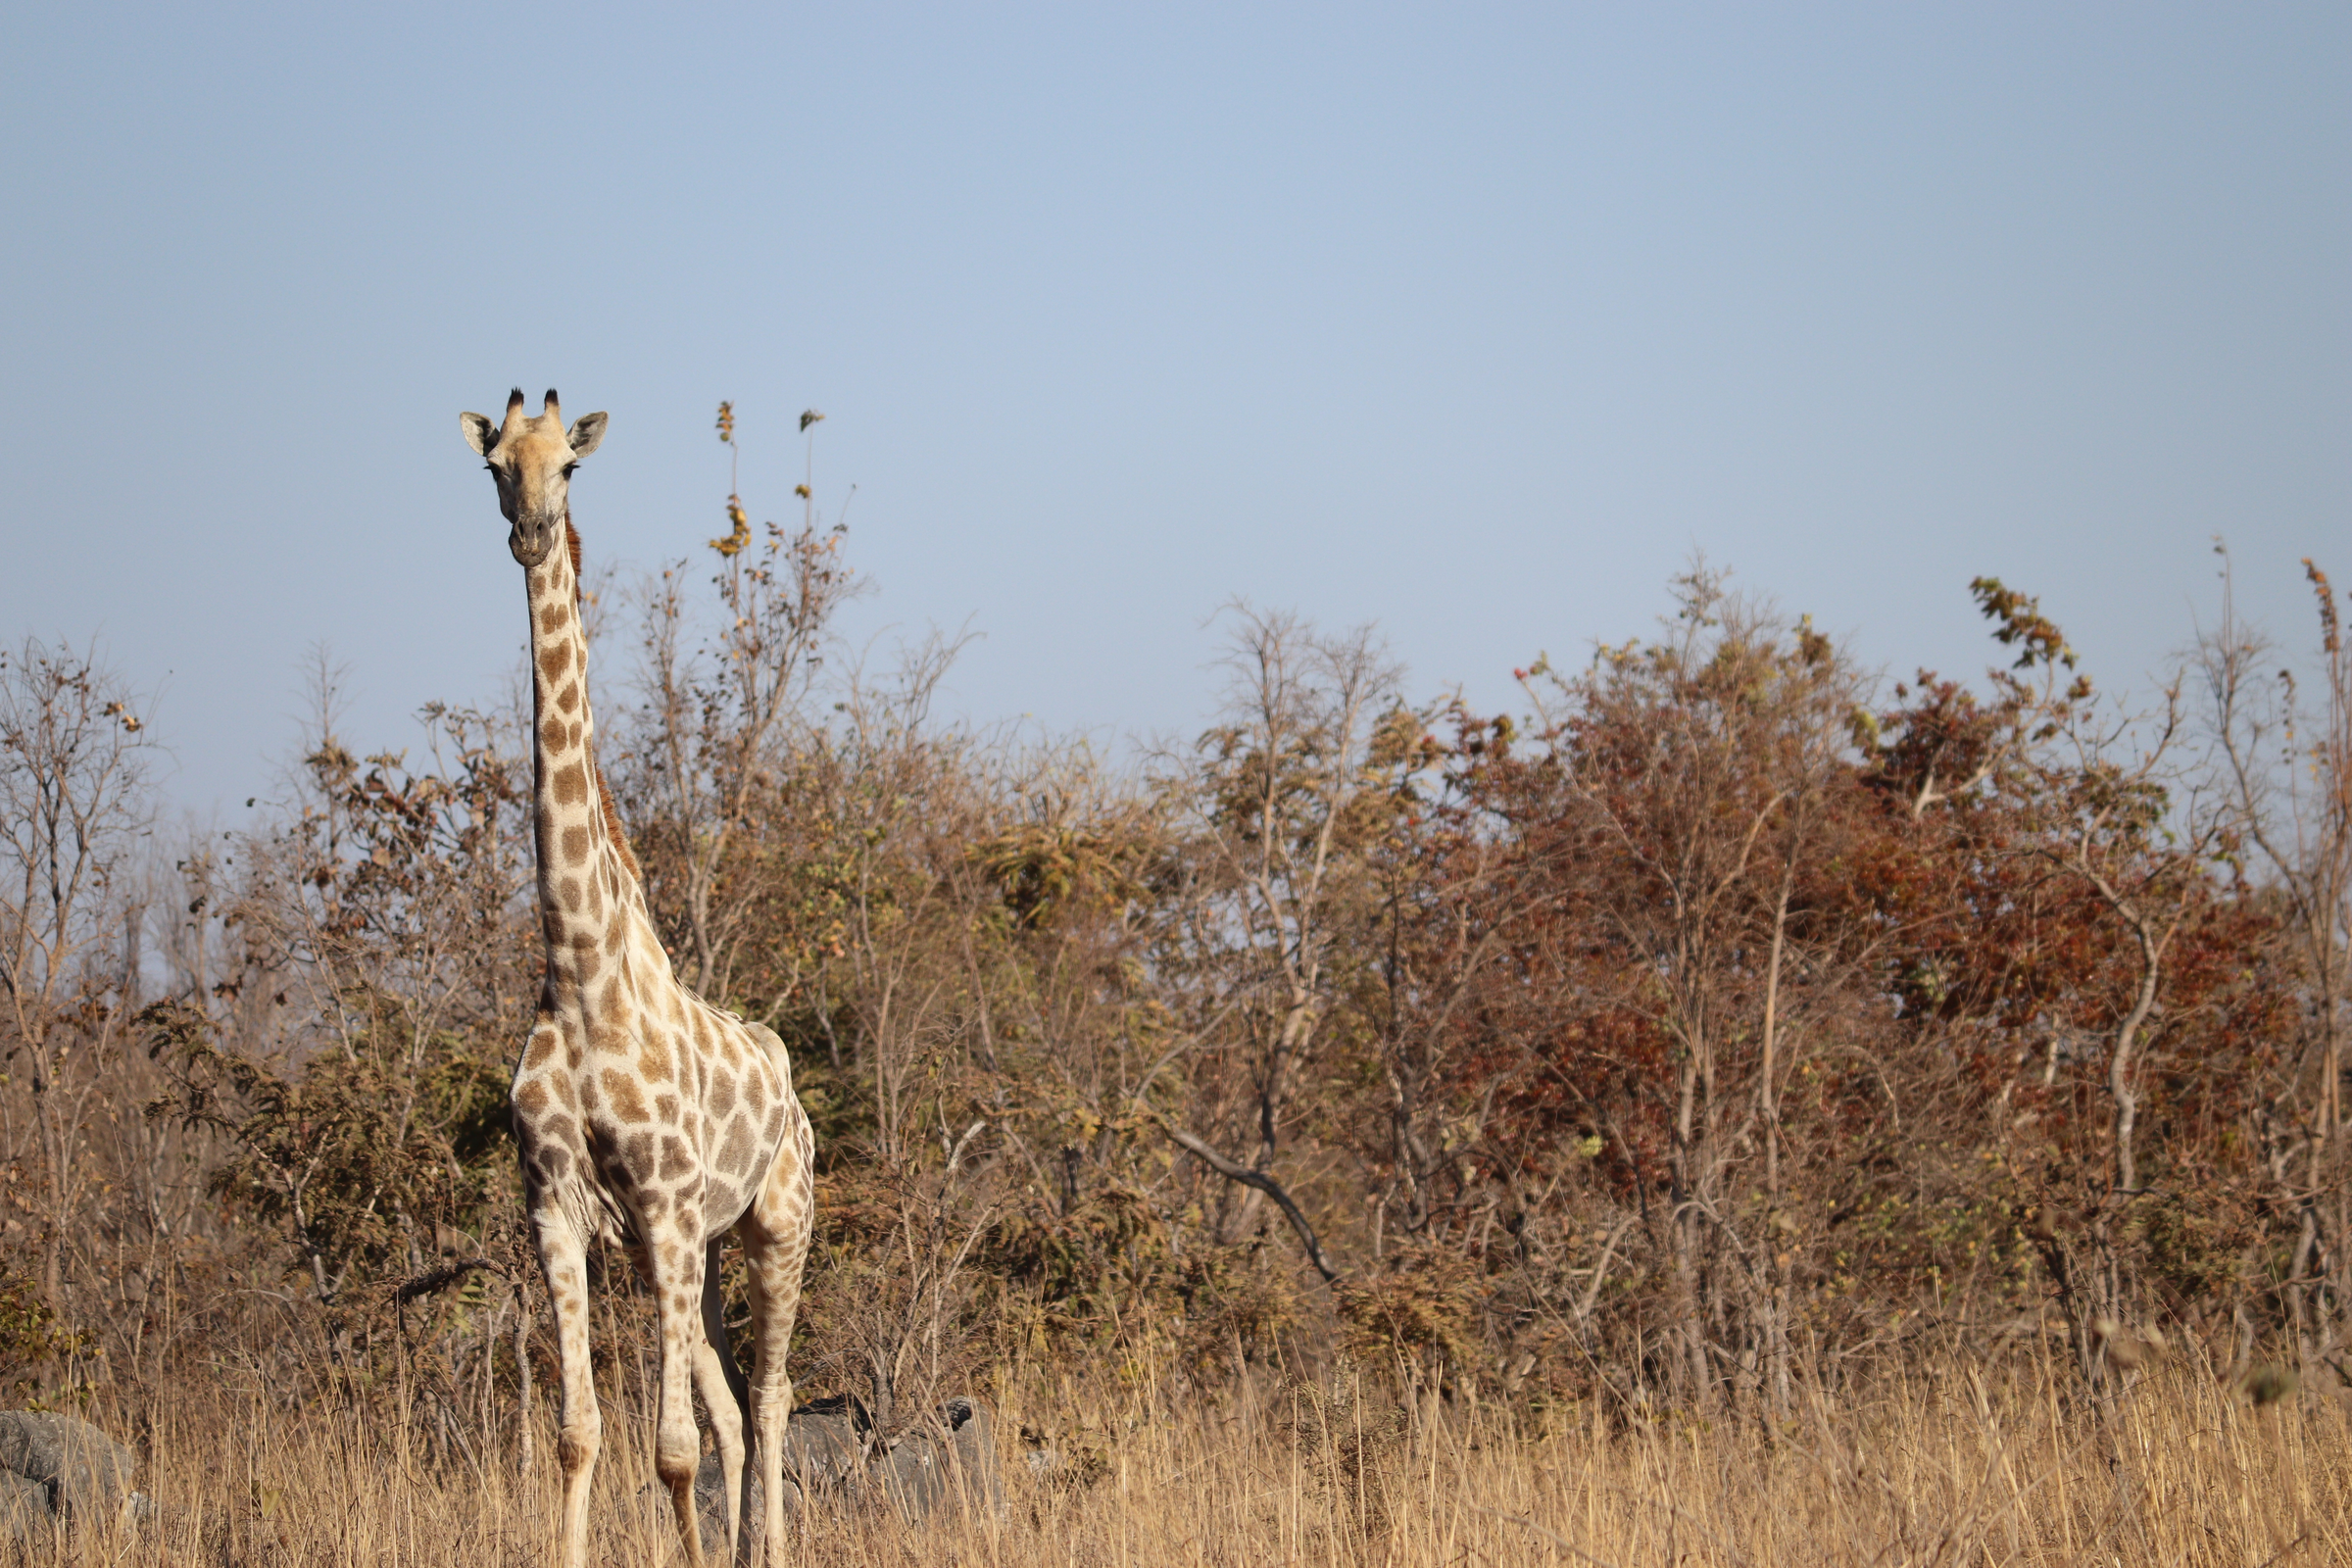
[597,767,642,881]
[560,512,642,881]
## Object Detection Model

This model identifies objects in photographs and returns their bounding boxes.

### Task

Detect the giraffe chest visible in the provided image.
[513,994,794,1244]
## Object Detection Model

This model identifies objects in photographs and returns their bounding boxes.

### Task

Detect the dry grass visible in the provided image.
[16,1350,2346,1567]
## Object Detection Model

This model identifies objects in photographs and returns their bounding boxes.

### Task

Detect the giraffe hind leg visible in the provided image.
[695,1237,753,1562]
[739,1151,813,1568]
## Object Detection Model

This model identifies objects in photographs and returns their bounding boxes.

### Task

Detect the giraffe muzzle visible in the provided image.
[511,510,564,567]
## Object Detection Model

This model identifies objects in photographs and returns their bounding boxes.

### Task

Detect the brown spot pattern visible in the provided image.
[639,1036,672,1083]
[602,1070,649,1124]
[719,1117,754,1174]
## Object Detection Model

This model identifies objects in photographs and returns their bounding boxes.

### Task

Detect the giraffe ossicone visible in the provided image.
[462,389,815,1568]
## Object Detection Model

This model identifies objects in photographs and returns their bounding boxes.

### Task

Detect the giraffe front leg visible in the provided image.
[653,1219,712,1568]
[528,1205,601,1568]
[694,1238,752,1562]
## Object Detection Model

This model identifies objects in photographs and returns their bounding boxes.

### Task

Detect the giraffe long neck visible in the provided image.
[524,518,652,1010]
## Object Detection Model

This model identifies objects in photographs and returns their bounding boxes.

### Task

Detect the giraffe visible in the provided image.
[461,389,815,1568]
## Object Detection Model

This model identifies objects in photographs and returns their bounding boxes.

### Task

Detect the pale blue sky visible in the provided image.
[3,4,2345,814]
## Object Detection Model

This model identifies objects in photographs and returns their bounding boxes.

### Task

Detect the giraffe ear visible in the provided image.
[460,413,497,456]
[565,412,609,459]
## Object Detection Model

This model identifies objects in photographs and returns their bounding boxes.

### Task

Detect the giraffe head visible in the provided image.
[460,388,609,566]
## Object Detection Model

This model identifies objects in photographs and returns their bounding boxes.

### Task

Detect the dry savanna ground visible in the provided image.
[12,1348,2345,1568]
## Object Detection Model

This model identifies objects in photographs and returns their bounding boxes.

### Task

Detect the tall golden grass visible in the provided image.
[22,1348,2343,1566]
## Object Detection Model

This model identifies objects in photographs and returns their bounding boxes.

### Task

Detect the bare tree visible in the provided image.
[626,407,863,1000]
[2196,552,2352,1361]
[1156,606,1399,1279]
[0,637,154,1304]
[1514,575,1866,1409]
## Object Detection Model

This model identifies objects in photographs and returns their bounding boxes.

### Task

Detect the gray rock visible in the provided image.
[875,1397,1001,1524]
[0,1471,51,1544]
[776,1396,868,1494]
[680,1395,864,1558]
[0,1412,139,1526]
[665,1396,1001,1555]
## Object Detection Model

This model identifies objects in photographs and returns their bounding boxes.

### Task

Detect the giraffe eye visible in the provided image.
[561,464,577,478]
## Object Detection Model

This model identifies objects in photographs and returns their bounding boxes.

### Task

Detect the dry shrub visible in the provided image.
[795,1160,994,1441]
[1333,1244,1483,1382]
[0,1253,87,1405]
[1163,1242,1304,1379]
[15,420,2352,1531]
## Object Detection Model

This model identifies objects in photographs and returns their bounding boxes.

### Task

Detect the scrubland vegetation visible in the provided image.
[25,1348,2352,1564]
[2,412,2349,1562]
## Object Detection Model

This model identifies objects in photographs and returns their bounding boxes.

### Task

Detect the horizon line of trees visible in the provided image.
[2,419,2347,1457]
